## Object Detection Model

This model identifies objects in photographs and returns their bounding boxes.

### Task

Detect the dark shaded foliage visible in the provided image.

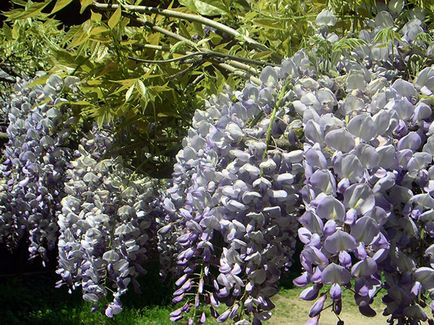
[0,257,172,325]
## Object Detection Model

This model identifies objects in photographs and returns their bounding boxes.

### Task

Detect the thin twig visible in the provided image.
[227,60,259,74]
[263,81,292,159]
[128,54,262,75]
[128,52,203,64]
[129,21,262,80]
[92,1,274,55]
[135,17,198,48]
[168,60,203,79]
[217,63,260,85]
[132,43,278,67]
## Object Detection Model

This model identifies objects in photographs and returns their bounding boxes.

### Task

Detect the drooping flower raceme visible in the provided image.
[294,9,434,325]
[164,7,434,325]
[56,128,157,317]
[0,75,77,261]
[162,62,310,323]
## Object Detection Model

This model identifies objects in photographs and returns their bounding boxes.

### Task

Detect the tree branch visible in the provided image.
[132,43,278,67]
[129,20,261,81]
[217,63,260,85]
[226,60,259,75]
[139,19,198,49]
[92,1,278,58]
[128,52,202,64]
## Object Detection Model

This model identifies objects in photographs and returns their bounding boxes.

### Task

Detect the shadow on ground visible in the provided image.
[0,248,173,325]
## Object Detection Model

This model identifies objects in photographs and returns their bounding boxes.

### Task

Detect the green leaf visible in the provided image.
[171,41,191,53]
[333,38,366,51]
[108,7,122,29]
[69,28,90,48]
[179,0,229,16]
[87,79,102,86]
[125,84,135,102]
[51,0,74,14]
[69,100,93,106]
[27,75,49,88]
[90,26,109,35]
[80,0,93,14]
[111,78,137,87]
[4,2,50,20]
[137,80,147,98]
[230,0,250,12]
[90,11,102,22]
[374,27,400,44]
[11,0,27,6]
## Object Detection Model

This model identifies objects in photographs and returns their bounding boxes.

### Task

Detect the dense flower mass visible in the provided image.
[163,7,434,325]
[295,9,434,325]
[56,127,157,317]
[161,58,314,324]
[160,62,309,323]
[0,4,433,325]
[0,75,77,261]
[298,61,434,323]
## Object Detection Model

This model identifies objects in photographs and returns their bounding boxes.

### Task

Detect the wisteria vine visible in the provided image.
[160,64,310,323]
[163,7,434,325]
[0,75,77,261]
[0,5,433,325]
[56,127,157,317]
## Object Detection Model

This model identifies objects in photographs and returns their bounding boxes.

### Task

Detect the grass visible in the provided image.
[2,244,429,325]
[270,286,388,325]
[0,242,399,325]
[0,265,394,325]
[0,256,174,325]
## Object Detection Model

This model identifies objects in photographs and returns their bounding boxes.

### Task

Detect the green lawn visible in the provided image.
[0,270,390,325]
[270,287,387,325]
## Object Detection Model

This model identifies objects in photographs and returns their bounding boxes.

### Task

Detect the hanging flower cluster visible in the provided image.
[161,63,307,323]
[163,7,434,325]
[0,75,77,261]
[56,127,157,317]
[0,4,432,325]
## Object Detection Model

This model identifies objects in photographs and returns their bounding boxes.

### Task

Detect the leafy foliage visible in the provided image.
[0,0,373,178]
